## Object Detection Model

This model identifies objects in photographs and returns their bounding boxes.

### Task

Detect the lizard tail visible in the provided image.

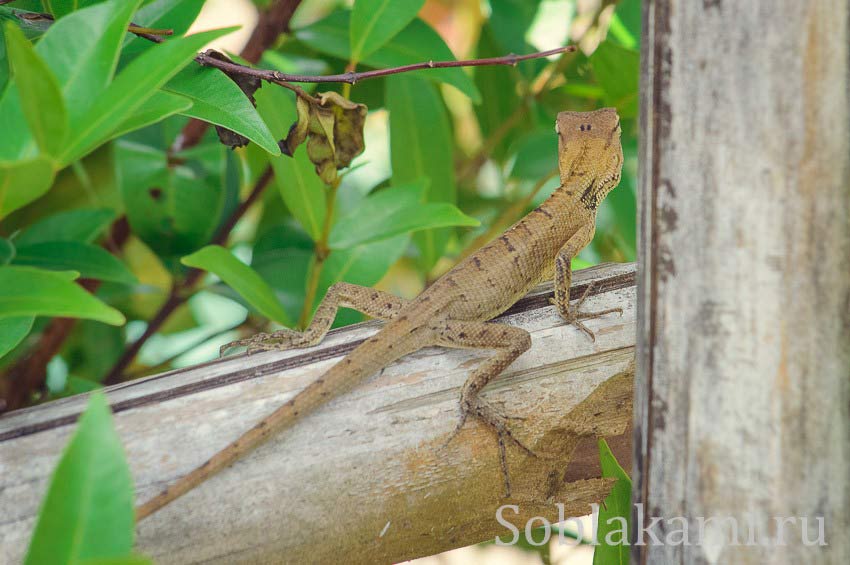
[136,319,426,521]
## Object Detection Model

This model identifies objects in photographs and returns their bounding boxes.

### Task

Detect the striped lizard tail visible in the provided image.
[136,318,426,520]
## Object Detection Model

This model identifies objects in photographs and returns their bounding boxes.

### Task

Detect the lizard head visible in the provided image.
[556,108,623,210]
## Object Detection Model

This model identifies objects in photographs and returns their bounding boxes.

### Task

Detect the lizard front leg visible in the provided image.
[551,227,622,341]
[223,282,409,355]
[435,320,534,496]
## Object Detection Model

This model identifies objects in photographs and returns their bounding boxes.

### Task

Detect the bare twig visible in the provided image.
[133,22,576,92]
[196,46,577,86]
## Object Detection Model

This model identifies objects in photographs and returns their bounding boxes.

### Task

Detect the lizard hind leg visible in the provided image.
[221,283,409,356]
[436,320,536,497]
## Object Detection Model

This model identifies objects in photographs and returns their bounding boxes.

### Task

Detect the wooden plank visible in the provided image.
[1,263,636,564]
[635,1,850,563]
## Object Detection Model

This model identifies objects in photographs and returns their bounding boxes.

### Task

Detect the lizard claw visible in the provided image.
[441,398,536,497]
[550,281,623,342]
[439,411,468,451]
[220,328,315,358]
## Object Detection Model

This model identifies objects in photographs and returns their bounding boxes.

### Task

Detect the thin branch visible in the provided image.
[196,45,577,86]
[101,167,275,386]
[127,18,576,89]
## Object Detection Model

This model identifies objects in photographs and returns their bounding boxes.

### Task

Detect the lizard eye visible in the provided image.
[587,124,592,131]
[579,125,585,131]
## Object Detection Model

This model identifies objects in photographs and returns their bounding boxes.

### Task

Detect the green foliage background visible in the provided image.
[0,0,638,559]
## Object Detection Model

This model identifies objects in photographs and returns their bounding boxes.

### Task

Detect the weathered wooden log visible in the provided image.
[1,262,636,564]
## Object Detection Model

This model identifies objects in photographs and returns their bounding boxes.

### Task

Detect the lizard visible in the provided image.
[135,108,624,521]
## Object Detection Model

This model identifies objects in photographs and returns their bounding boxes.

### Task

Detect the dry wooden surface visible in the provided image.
[635,1,849,563]
[1,262,635,564]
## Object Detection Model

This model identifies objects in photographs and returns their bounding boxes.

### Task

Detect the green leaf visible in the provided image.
[318,235,408,302]
[329,181,478,249]
[0,156,56,218]
[473,24,525,160]
[0,266,125,324]
[508,129,558,180]
[108,90,193,141]
[608,0,640,49]
[56,375,104,398]
[254,77,297,139]
[0,6,51,42]
[14,241,138,285]
[296,12,480,103]
[139,0,204,34]
[0,235,13,264]
[164,64,280,155]
[593,438,632,565]
[24,393,136,564]
[249,220,313,322]
[272,147,327,241]
[488,0,540,56]
[45,0,105,19]
[350,0,424,61]
[386,74,456,270]
[36,0,141,120]
[62,27,235,164]
[116,140,225,258]
[590,40,639,120]
[0,86,36,161]
[16,207,116,246]
[0,21,9,94]
[181,245,291,325]
[4,22,67,157]
[123,0,206,59]
[0,315,34,359]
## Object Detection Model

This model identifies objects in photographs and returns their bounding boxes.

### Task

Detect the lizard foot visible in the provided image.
[220,328,311,357]
[551,281,622,341]
[442,398,536,497]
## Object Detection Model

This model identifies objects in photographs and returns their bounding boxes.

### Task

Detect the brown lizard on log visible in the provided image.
[136,108,624,520]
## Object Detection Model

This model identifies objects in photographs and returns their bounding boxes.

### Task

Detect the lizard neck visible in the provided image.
[537,180,596,222]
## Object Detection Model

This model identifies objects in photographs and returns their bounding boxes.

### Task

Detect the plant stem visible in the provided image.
[297,177,340,329]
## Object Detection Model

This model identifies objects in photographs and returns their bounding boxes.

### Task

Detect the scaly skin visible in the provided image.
[136,108,624,520]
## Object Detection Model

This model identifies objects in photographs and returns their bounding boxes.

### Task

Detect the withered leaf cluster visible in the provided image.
[280,92,368,184]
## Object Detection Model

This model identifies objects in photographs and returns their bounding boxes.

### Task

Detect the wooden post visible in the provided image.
[635,1,849,563]
[1,264,635,564]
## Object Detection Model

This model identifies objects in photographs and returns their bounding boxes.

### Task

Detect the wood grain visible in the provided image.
[635,1,850,563]
[1,263,635,564]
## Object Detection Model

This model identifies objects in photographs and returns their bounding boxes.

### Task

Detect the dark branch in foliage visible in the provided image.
[101,167,275,386]
[0,219,130,412]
